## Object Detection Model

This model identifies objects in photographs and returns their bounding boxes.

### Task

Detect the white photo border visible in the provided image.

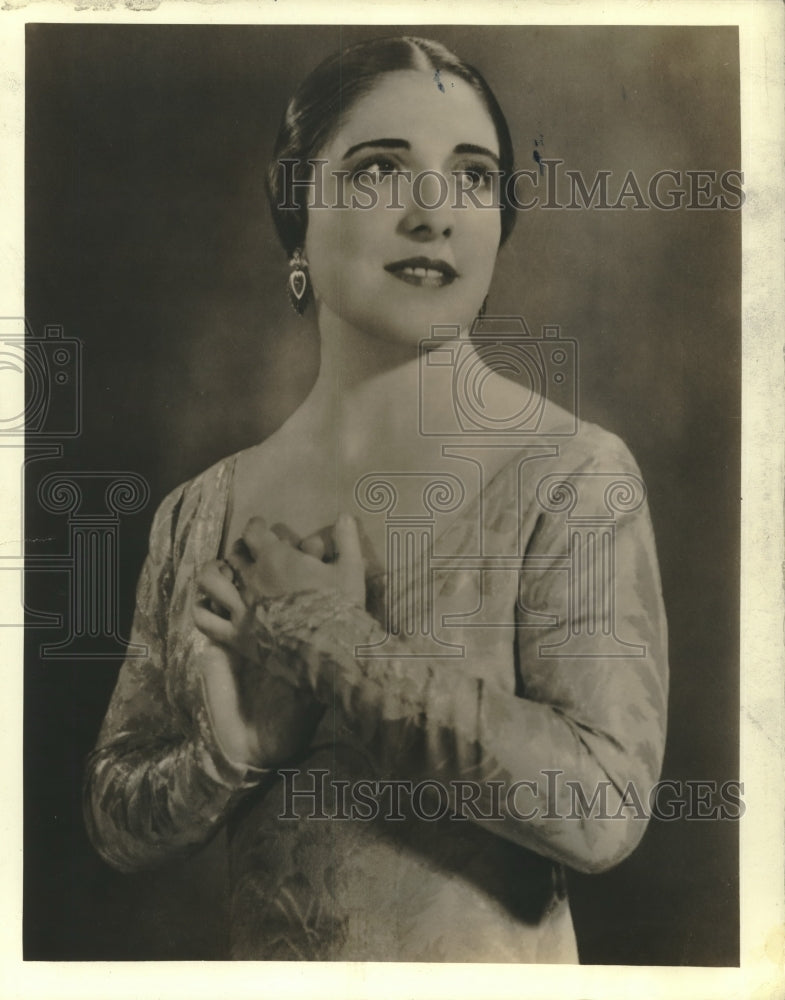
[1,1,783,998]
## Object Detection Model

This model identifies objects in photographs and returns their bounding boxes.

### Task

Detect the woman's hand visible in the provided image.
[193,513,365,662]
[191,514,365,769]
[228,512,366,608]
[192,559,258,661]
[198,637,324,770]
[192,556,330,770]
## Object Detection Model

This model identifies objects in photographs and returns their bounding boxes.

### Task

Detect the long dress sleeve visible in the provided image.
[249,434,668,875]
[83,484,268,874]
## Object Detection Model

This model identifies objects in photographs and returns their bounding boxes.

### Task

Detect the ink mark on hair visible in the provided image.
[533,134,545,175]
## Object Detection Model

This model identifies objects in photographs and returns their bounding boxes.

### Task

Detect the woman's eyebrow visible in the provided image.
[453,143,500,166]
[340,140,500,166]
[341,139,410,160]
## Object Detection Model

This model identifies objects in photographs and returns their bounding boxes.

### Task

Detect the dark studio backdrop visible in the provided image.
[23,24,740,964]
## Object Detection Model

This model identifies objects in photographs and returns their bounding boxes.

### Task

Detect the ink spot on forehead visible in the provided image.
[433,69,457,94]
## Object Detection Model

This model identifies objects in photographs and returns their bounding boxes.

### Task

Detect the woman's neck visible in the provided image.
[286,304,468,466]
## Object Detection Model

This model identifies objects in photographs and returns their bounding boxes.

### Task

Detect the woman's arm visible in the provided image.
[83,489,268,874]
[212,445,668,875]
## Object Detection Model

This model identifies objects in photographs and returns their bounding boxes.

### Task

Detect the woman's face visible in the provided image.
[303,70,503,346]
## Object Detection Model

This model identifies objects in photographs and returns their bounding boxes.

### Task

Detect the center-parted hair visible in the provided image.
[266,35,517,256]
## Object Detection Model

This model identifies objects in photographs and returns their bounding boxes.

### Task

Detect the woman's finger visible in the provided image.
[193,602,237,645]
[228,536,254,570]
[299,531,327,560]
[241,516,280,560]
[270,522,301,548]
[197,561,247,619]
[334,513,363,569]
[334,513,365,603]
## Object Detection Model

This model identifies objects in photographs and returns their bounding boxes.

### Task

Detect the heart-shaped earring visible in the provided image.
[287,248,310,315]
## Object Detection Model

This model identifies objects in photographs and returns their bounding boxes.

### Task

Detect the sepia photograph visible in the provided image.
[3,5,783,998]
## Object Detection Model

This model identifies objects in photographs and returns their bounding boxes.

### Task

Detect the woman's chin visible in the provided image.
[317,298,474,352]
[364,321,466,353]
[361,304,475,348]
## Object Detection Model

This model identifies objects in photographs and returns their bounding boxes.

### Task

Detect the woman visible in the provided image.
[84,36,668,962]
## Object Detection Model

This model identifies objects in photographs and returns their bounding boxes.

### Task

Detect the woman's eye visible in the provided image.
[352,158,399,184]
[454,164,493,189]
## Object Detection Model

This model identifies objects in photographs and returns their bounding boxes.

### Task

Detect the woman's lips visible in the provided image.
[384,257,458,288]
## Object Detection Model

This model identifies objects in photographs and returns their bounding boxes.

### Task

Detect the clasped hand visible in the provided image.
[190,514,365,769]
[193,513,366,665]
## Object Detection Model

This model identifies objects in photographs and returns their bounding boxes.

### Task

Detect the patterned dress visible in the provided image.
[84,418,668,962]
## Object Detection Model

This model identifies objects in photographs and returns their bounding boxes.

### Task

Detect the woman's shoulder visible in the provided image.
[156,451,237,516]
[506,404,653,528]
[146,448,245,561]
[536,396,642,476]
[564,418,642,476]
[482,372,641,475]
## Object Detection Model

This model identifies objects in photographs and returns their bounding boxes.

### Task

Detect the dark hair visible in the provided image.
[266,35,517,256]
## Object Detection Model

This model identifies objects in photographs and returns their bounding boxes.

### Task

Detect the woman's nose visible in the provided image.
[399,170,456,240]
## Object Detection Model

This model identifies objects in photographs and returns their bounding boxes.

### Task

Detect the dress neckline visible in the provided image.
[210,440,570,574]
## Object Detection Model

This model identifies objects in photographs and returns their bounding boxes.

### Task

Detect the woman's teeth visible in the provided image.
[403,267,442,278]
[386,261,456,286]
